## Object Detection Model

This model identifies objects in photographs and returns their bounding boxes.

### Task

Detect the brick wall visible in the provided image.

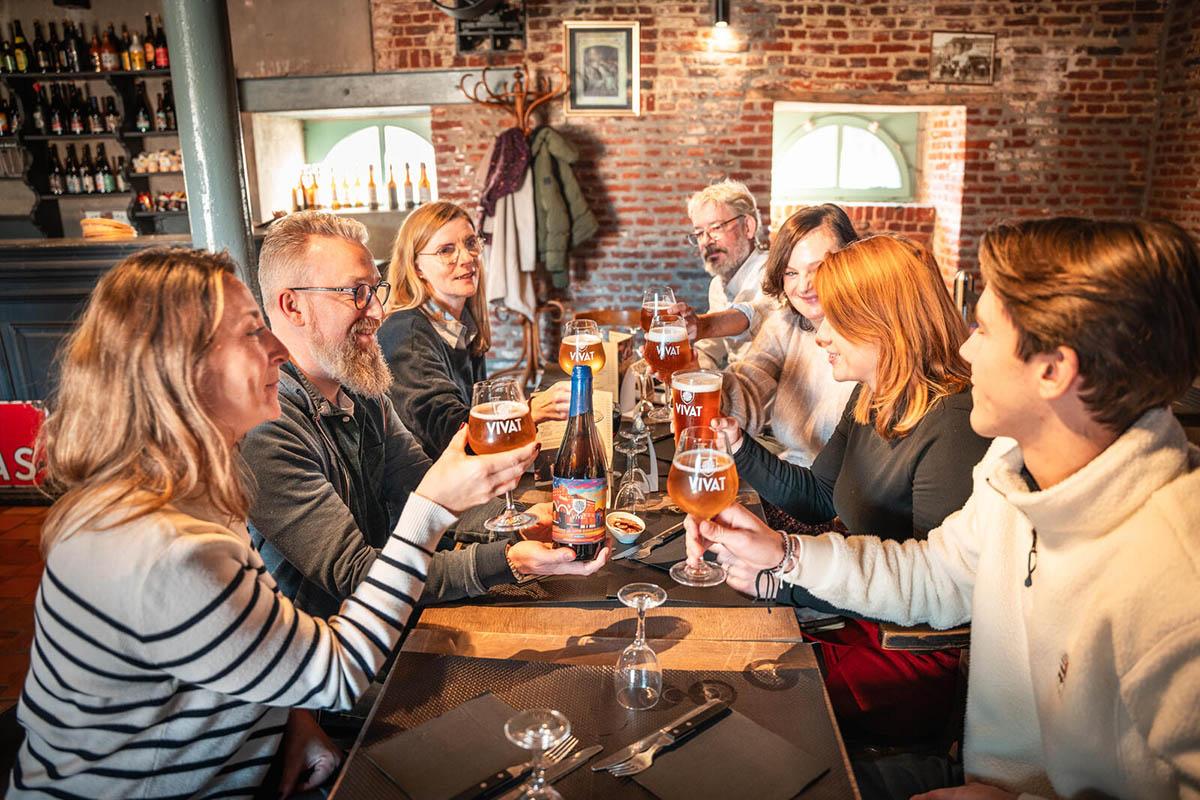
[372,0,1170,364]
[918,106,967,276]
[1146,0,1200,240]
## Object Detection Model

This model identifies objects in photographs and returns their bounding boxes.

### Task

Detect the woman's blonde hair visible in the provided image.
[385,201,492,356]
[37,248,250,553]
[815,235,971,439]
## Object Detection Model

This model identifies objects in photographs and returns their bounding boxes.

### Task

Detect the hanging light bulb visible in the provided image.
[713,0,731,28]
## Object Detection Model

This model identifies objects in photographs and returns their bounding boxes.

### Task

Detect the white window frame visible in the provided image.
[775,113,914,203]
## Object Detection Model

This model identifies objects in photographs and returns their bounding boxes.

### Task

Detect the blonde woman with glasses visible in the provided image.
[380,201,570,459]
[9,248,535,798]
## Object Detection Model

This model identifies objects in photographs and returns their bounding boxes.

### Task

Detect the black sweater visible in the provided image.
[736,385,990,540]
[378,307,488,460]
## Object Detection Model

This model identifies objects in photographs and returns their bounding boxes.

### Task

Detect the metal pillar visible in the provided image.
[161,0,258,299]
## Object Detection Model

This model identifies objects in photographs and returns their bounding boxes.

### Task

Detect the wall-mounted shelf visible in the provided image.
[22,133,120,141]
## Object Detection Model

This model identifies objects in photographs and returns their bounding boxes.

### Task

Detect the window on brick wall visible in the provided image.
[773,112,916,203]
[304,118,437,206]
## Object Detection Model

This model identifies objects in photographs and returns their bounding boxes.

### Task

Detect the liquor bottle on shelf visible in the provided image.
[79,143,95,193]
[99,24,119,72]
[12,21,32,73]
[31,83,48,134]
[133,82,151,132]
[129,31,145,71]
[418,162,432,205]
[48,21,64,72]
[96,144,116,193]
[143,15,156,69]
[403,163,414,209]
[341,175,351,207]
[2,36,16,73]
[153,92,167,131]
[68,88,85,135]
[87,95,103,135]
[295,172,307,211]
[48,144,65,195]
[32,20,51,72]
[551,365,608,561]
[154,16,169,69]
[64,144,81,194]
[63,20,82,74]
[304,171,318,209]
[353,175,364,207]
[114,155,129,192]
[367,165,379,210]
[0,95,11,136]
[103,97,120,133]
[48,85,64,135]
[387,164,398,210]
[329,171,340,210]
[88,26,102,72]
[162,81,175,129]
[119,26,132,71]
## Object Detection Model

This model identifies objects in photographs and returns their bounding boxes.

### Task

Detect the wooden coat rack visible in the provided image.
[460,64,569,387]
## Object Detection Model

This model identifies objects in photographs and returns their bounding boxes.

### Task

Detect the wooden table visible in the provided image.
[330,604,860,799]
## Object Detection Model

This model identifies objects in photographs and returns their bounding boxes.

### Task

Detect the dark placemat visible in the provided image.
[634,707,829,800]
[333,653,854,800]
[362,692,524,800]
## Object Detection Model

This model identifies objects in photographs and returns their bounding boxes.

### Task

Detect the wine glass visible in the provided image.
[559,318,606,374]
[615,582,669,710]
[468,377,537,533]
[667,426,737,587]
[504,709,571,800]
[641,285,677,423]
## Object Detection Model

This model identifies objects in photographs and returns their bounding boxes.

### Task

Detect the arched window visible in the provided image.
[773,114,913,202]
[306,118,438,206]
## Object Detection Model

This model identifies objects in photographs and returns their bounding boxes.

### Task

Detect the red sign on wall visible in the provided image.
[0,402,44,487]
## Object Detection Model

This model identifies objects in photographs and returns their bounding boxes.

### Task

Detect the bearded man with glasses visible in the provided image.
[674,179,775,369]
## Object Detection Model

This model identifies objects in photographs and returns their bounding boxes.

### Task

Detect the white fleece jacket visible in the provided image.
[786,408,1200,798]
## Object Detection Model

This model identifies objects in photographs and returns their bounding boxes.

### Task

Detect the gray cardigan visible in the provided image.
[242,363,512,619]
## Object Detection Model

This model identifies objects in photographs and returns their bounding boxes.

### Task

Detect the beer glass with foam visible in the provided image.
[667,426,737,587]
[558,318,606,375]
[468,376,536,533]
[644,313,692,378]
[671,369,722,444]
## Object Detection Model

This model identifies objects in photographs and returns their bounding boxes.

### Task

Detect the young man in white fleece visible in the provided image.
[685,216,1200,799]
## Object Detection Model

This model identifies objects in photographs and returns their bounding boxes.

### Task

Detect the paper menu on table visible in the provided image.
[535,389,613,467]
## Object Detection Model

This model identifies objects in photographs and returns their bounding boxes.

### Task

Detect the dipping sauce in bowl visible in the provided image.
[605,511,646,544]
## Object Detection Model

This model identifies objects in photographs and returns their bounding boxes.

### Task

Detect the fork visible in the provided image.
[542,734,579,765]
[606,737,667,777]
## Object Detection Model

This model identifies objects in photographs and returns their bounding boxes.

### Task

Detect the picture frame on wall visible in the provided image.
[563,21,640,116]
[929,31,996,85]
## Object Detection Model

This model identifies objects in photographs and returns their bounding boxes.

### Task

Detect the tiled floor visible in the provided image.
[0,505,46,710]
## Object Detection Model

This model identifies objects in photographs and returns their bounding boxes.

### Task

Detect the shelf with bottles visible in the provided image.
[129,170,182,178]
[2,69,170,82]
[131,209,187,218]
[122,129,177,138]
[40,191,132,201]
[1,15,170,80]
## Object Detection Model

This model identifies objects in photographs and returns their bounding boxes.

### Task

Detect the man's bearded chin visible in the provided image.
[311,321,394,396]
[703,245,745,281]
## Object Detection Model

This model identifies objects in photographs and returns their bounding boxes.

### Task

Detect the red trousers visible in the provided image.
[805,619,961,743]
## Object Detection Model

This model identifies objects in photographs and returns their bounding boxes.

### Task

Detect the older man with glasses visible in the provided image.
[674,179,775,370]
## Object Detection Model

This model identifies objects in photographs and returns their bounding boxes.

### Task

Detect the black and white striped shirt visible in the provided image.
[9,492,452,798]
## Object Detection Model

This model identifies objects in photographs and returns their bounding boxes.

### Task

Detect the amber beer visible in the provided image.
[671,370,722,443]
[667,449,738,520]
[467,400,535,455]
[645,316,692,377]
[558,333,606,374]
[640,302,671,332]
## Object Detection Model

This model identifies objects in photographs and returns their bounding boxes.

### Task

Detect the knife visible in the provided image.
[447,760,530,800]
[612,520,685,561]
[591,697,727,771]
[495,744,602,800]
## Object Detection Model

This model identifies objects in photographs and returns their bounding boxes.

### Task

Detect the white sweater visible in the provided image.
[787,408,1200,798]
[10,492,455,799]
[722,308,854,467]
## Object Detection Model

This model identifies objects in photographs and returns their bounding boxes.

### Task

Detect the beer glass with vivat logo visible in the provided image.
[468,377,537,533]
[558,318,606,375]
[667,426,737,587]
[671,369,722,445]
[644,313,692,378]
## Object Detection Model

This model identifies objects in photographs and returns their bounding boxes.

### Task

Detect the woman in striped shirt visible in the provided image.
[9,248,537,798]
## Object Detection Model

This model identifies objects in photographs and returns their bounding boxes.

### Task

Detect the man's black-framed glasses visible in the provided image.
[685,214,745,247]
[289,281,391,310]
[417,235,484,266]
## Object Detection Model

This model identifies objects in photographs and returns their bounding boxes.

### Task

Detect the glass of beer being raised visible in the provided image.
[644,313,692,379]
[667,426,737,587]
[468,377,537,533]
[641,284,676,332]
[671,370,722,445]
[559,319,606,375]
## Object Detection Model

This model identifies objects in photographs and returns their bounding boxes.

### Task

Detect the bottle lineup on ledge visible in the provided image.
[0,14,168,74]
[551,365,609,561]
[293,162,434,213]
[49,141,125,195]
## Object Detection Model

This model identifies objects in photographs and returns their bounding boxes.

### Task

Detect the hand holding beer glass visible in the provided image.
[468,377,537,533]
[667,426,738,587]
[558,318,606,375]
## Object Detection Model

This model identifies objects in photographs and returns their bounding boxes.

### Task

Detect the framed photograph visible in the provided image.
[929,31,996,85]
[563,21,640,116]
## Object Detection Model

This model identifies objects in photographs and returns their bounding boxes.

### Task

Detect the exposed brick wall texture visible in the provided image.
[1147,0,1200,240]
[372,0,1174,365]
[918,106,967,277]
